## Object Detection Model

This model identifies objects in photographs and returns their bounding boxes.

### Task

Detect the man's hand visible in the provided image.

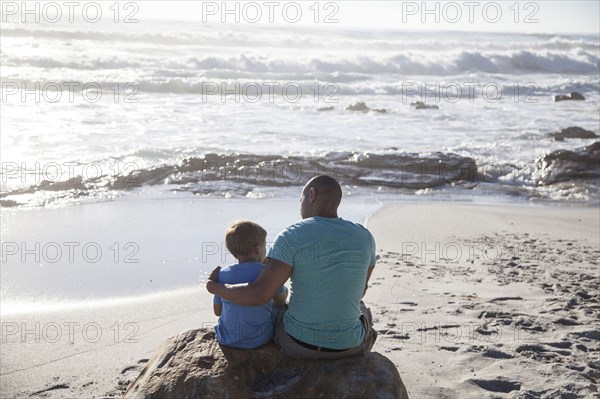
[206,266,221,294]
[205,258,292,306]
[208,266,221,282]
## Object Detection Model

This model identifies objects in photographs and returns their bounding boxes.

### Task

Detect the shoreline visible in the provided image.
[0,196,377,307]
[1,199,598,398]
[3,194,592,315]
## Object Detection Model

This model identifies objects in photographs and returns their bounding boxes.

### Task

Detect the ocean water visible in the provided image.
[0,17,599,307]
[1,19,599,207]
[0,196,382,313]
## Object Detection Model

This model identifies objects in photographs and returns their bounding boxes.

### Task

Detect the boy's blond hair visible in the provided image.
[225,220,267,259]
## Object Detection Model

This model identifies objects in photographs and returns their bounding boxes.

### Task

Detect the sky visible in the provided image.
[3,1,598,34]
[136,0,600,34]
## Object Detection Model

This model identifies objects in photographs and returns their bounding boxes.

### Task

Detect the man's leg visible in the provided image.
[274,304,378,360]
[273,305,330,359]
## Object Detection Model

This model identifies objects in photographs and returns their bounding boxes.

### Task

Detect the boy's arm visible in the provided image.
[213,303,222,316]
[272,286,288,307]
[206,258,292,306]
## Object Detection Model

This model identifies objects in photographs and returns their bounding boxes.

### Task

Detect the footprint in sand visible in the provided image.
[469,378,521,393]
[30,384,70,396]
[121,359,149,374]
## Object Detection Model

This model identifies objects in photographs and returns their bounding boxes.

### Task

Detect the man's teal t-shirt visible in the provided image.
[267,216,376,349]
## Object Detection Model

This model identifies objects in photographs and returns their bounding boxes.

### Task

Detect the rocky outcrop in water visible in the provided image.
[317,106,335,111]
[537,141,600,185]
[346,102,387,113]
[550,127,598,141]
[410,101,439,110]
[554,92,585,102]
[2,151,478,202]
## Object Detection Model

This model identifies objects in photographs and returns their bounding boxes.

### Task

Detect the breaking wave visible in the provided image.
[4,49,599,76]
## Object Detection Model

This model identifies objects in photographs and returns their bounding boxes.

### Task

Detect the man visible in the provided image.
[206,175,377,359]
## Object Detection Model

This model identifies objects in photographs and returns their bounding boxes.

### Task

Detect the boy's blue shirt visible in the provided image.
[213,261,286,349]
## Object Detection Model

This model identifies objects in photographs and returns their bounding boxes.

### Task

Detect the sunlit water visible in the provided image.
[1,18,598,309]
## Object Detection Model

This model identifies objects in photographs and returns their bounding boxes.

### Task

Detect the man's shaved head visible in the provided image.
[300,175,342,218]
[303,175,342,206]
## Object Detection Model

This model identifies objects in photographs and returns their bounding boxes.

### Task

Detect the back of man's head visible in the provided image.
[304,175,342,209]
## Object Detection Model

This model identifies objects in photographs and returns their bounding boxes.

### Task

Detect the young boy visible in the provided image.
[213,220,288,349]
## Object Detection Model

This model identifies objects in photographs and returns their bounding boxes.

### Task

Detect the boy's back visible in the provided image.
[214,261,281,349]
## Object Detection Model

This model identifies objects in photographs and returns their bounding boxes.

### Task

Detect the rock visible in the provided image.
[551,126,597,141]
[39,176,86,191]
[569,92,585,100]
[537,141,600,185]
[0,200,20,207]
[317,106,334,111]
[345,102,387,114]
[410,101,439,110]
[124,328,409,399]
[346,102,370,112]
[554,92,585,102]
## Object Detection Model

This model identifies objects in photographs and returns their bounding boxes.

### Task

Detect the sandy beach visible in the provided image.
[367,202,599,398]
[1,200,598,398]
[2,3,599,397]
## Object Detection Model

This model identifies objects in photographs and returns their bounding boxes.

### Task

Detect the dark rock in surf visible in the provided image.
[346,102,370,112]
[345,102,387,113]
[554,92,585,102]
[550,126,597,141]
[537,141,600,185]
[410,101,439,110]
